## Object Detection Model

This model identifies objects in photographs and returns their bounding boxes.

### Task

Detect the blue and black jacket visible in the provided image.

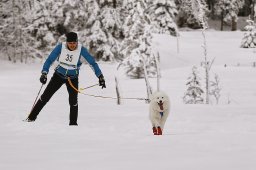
[42,43,102,79]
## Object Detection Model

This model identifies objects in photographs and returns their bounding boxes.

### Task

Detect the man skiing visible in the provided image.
[25,32,106,125]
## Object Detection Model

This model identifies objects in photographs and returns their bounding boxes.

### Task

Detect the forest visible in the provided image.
[0,0,255,64]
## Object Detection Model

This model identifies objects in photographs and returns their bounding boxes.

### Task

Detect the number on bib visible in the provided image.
[65,54,73,62]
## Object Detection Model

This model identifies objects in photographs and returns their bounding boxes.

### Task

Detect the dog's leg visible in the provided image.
[160,118,167,131]
[159,111,169,133]
[157,126,162,135]
[152,127,157,135]
[153,118,162,135]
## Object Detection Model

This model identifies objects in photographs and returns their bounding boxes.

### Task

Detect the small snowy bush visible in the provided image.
[241,19,256,48]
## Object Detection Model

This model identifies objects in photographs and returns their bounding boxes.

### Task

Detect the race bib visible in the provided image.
[58,43,82,69]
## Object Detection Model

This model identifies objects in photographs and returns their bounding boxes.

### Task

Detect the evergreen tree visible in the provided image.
[215,0,245,31]
[241,0,255,17]
[0,0,40,62]
[252,0,256,20]
[120,0,156,78]
[29,0,89,51]
[0,0,90,61]
[146,0,178,36]
[31,0,88,35]
[83,0,123,61]
[25,0,56,59]
[183,66,204,104]
[206,0,217,18]
[0,0,14,61]
[241,19,256,48]
[177,0,209,29]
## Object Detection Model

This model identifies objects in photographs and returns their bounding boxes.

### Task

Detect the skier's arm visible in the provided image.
[41,44,62,74]
[80,46,102,77]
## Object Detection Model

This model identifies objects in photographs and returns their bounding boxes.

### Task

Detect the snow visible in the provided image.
[1,31,256,170]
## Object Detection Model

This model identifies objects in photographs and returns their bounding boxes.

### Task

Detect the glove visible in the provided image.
[40,73,47,84]
[98,74,106,89]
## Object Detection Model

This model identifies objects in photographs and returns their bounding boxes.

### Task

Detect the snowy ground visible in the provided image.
[1,31,256,170]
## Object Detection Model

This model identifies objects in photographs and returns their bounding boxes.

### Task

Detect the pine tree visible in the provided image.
[24,0,56,59]
[205,0,217,18]
[1,0,90,61]
[0,0,14,61]
[251,0,256,20]
[146,0,178,36]
[215,0,245,31]
[241,19,256,48]
[31,0,88,35]
[0,0,39,62]
[120,0,156,78]
[177,0,209,29]
[29,0,89,51]
[83,0,123,61]
[183,66,204,104]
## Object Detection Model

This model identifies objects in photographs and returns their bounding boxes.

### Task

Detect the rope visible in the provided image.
[80,83,99,90]
[68,77,81,92]
[67,77,98,92]
[67,77,149,102]
[80,92,148,101]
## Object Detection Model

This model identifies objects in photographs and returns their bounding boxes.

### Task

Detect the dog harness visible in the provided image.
[160,112,164,117]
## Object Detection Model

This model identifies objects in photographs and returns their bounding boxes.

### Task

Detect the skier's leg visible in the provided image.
[66,77,78,125]
[28,73,64,120]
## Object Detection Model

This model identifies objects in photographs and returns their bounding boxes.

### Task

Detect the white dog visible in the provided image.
[149,91,170,135]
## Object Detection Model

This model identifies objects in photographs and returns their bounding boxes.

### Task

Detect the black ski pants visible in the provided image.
[28,72,78,125]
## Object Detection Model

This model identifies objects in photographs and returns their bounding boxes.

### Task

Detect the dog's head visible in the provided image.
[150,91,170,111]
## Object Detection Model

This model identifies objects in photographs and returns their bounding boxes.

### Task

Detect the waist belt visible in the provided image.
[55,66,79,79]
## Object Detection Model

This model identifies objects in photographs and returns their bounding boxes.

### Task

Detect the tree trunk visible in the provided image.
[207,0,215,19]
[154,53,161,92]
[202,30,209,104]
[211,0,215,19]
[115,63,123,105]
[113,0,116,8]
[205,63,209,104]
[252,0,255,21]
[231,16,237,31]
[115,76,121,105]
[12,0,16,63]
[220,11,224,31]
[142,57,152,103]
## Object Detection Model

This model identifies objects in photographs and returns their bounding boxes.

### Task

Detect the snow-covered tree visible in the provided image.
[83,0,123,61]
[0,0,14,61]
[120,0,156,78]
[0,0,40,62]
[0,0,91,61]
[215,0,245,31]
[200,31,221,105]
[27,0,89,56]
[252,0,256,20]
[146,0,178,36]
[31,0,89,34]
[201,31,213,104]
[183,66,204,104]
[177,0,209,29]
[241,19,256,48]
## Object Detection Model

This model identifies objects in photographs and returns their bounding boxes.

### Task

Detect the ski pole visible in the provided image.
[29,83,44,114]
